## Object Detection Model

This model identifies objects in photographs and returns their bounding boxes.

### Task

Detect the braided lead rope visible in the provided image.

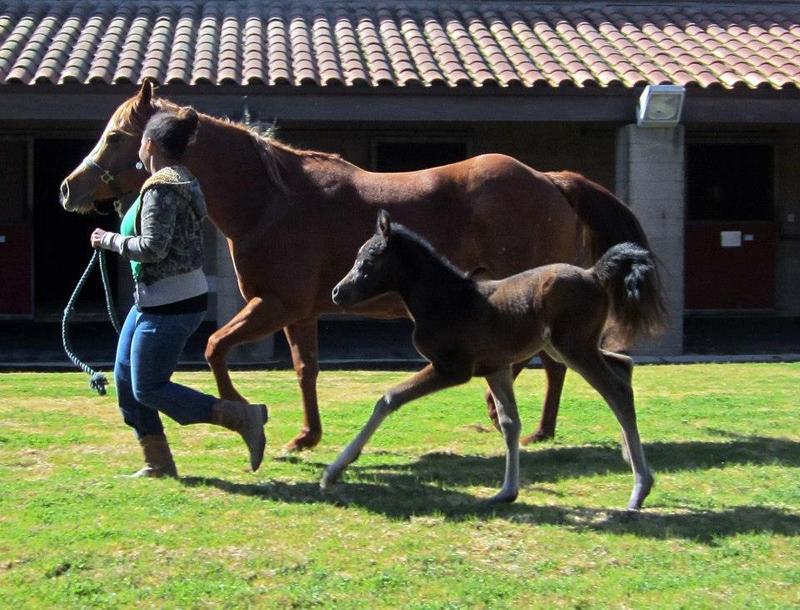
[98,247,121,334]
[61,249,120,395]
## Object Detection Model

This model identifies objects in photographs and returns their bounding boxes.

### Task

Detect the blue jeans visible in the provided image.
[115,306,216,439]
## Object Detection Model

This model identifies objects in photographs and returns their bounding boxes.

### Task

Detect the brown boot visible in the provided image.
[130,434,178,478]
[211,400,268,471]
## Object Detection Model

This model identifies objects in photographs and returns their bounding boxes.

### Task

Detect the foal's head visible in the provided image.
[332,210,400,307]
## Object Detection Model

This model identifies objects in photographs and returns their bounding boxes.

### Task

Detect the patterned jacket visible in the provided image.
[102,166,207,287]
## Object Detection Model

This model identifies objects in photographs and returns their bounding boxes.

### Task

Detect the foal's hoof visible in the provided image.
[319,467,341,491]
[484,490,518,506]
[626,471,655,511]
[283,429,322,453]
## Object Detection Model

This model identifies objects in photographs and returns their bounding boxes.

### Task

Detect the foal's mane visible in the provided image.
[113,93,343,194]
[392,223,473,284]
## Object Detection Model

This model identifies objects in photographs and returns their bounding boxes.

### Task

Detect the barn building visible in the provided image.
[1,0,799,358]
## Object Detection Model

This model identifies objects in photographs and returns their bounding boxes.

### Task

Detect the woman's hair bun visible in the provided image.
[143,106,200,160]
[177,107,199,133]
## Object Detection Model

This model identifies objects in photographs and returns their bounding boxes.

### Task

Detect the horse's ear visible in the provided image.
[135,79,154,110]
[377,210,391,239]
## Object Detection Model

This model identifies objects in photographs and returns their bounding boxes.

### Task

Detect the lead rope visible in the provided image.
[61,248,121,395]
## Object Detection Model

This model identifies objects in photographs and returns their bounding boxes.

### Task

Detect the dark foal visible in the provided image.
[325,211,666,509]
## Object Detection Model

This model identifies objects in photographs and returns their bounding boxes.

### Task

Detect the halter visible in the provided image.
[81,154,143,216]
[82,154,124,191]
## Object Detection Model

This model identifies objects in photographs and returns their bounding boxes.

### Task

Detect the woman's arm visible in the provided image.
[96,187,179,262]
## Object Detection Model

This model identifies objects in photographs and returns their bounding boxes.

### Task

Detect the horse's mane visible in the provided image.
[113,94,342,194]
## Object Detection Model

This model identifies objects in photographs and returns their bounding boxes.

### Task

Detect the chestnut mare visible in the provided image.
[60,81,657,452]
[326,211,664,509]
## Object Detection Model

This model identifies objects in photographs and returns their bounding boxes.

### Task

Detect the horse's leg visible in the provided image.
[523,352,567,445]
[485,360,526,432]
[283,319,322,452]
[485,367,522,504]
[205,295,289,402]
[560,347,653,510]
[321,364,462,489]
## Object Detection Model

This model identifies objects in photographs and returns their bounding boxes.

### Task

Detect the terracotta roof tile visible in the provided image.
[356,7,394,86]
[1,1,800,90]
[332,7,368,86]
[265,7,290,85]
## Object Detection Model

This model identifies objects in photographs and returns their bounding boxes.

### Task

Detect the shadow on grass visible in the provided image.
[180,434,800,543]
[355,434,800,488]
[180,475,800,544]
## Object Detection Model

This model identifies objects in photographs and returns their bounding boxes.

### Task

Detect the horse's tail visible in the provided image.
[591,243,667,349]
[546,170,649,265]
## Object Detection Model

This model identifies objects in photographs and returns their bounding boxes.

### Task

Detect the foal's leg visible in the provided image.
[283,319,322,451]
[601,349,633,385]
[485,360,526,431]
[561,349,653,510]
[601,349,634,464]
[205,295,290,402]
[321,364,462,489]
[485,354,567,444]
[485,367,522,504]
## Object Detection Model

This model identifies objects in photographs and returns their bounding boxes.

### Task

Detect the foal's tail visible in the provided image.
[591,243,667,349]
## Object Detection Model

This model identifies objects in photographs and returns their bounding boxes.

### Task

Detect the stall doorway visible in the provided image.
[0,139,31,317]
[684,143,776,310]
[33,138,119,320]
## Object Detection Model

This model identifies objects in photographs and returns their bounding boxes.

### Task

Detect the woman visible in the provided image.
[90,107,267,478]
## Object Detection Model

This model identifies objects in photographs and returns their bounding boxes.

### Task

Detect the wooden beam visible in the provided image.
[0,86,799,125]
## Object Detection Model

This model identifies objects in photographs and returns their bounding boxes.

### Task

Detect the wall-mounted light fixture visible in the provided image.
[636,84,685,127]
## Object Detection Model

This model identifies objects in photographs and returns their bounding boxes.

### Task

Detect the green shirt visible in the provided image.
[119,196,142,280]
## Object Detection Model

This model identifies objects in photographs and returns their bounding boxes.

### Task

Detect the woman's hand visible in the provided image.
[90,228,107,249]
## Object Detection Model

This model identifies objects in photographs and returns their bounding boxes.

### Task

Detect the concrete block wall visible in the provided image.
[616,125,685,356]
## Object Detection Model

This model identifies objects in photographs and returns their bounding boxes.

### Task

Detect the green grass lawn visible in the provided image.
[1,363,798,608]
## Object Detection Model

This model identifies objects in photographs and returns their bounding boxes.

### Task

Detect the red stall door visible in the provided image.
[685,221,777,310]
[0,224,33,316]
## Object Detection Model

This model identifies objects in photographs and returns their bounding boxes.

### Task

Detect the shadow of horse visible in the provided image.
[345,434,800,488]
[180,434,800,543]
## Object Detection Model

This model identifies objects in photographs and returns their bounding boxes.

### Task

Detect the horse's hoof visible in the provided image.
[521,429,554,445]
[283,430,322,453]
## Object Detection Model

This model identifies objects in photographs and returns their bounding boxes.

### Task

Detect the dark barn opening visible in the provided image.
[373,140,468,172]
[33,138,119,320]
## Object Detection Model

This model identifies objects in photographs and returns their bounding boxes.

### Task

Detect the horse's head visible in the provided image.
[59,80,157,213]
[332,210,398,307]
